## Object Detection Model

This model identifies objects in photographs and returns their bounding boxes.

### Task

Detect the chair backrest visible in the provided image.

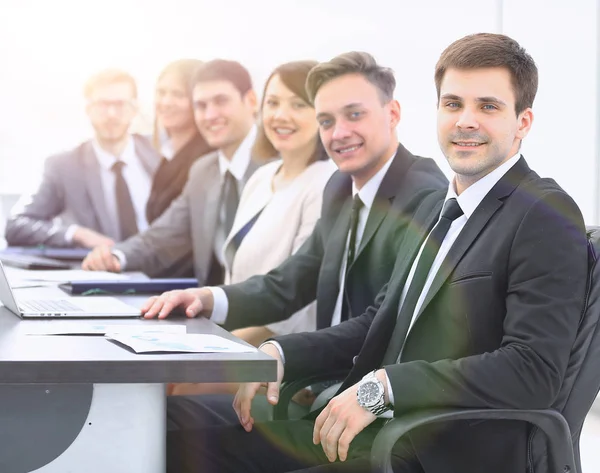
[528,226,600,473]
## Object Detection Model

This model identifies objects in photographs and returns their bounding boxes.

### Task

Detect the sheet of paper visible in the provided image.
[106,333,256,354]
[8,280,54,289]
[7,268,130,283]
[25,323,186,336]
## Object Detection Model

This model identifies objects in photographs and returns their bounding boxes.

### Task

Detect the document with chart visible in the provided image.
[106,332,256,353]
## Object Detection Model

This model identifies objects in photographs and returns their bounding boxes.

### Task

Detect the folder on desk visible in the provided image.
[59,278,199,295]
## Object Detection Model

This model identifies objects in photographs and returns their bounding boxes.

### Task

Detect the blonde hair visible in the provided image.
[83,68,137,100]
[152,59,204,150]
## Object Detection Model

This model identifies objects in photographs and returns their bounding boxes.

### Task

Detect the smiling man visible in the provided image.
[166,35,588,473]
[82,60,260,281]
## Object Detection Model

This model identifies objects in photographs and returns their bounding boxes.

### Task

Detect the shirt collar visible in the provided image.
[444,153,521,219]
[92,136,136,170]
[217,126,256,180]
[351,150,396,211]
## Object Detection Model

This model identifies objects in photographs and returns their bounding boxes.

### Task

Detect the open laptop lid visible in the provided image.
[0,261,27,316]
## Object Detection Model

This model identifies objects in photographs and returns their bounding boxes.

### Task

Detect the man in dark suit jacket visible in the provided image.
[166,34,589,473]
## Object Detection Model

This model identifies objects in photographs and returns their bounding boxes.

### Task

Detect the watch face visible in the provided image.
[358,380,381,407]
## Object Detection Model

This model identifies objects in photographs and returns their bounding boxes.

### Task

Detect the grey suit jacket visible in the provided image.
[4,134,159,247]
[115,151,262,280]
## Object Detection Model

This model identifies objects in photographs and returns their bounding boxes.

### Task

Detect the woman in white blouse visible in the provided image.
[224,60,335,347]
[169,60,335,396]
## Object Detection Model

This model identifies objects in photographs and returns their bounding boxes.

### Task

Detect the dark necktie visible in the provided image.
[111,160,138,240]
[341,195,363,322]
[382,198,464,365]
[223,170,239,236]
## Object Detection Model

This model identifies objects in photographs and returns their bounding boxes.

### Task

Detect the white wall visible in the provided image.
[0,0,598,221]
[502,0,599,223]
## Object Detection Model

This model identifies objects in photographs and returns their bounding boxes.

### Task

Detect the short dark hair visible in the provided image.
[435,33,538,114]
[253,60,327,162]
[305,51,395,104]
[83,69,137,99]
[190,59,252,96]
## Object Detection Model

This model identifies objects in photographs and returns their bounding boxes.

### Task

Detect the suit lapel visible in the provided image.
[351,144,414,265]
[132,134,160,175]
[409,157,531,331]
[243,158,262,184]
[319,178,353,321]
[351,196,390,269]
[322,199,353,300]
[81,142,119,240]
[201,162,222,249]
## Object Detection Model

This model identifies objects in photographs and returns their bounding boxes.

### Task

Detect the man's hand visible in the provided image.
[233,343,284,432]
[82,245,121,272]
[313,369,389,462]
[140,288,214,319]
[73,227,115,249]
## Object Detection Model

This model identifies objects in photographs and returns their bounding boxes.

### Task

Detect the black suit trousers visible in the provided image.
[167,417,422,473]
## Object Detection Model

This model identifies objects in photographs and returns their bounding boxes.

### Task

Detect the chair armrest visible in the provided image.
[273,370,350,420]
[370,408,574,473]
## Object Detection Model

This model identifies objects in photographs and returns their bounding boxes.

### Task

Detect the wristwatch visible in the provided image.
[356,370,390,415]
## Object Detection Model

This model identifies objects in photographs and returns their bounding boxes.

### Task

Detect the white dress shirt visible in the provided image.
[384,152,521,408]
[66,137,152,243]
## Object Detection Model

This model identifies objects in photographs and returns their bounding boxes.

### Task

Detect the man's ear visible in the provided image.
[516,108,534,140]
[389,99,401,128]
[244,89,258,113]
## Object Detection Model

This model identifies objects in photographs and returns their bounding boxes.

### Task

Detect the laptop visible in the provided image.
[0,262,141,318]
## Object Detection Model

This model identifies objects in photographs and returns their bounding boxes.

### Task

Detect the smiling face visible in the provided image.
[192,80,256,156]
[314,73,400,188]
[261,73,318,157]
[437,67,533,192]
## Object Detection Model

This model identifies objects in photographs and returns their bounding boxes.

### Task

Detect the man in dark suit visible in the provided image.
[166,34,589,473]
[142,52,447,332]
[5,69,160,248]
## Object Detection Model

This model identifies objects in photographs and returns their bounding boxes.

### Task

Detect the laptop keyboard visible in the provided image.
[20,299,83,312]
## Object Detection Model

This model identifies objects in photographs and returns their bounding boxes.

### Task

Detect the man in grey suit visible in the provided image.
[82,60,262,283]
[5,69,160,249]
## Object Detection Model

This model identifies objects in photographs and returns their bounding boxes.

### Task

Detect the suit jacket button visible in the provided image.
[352,356,358,365]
